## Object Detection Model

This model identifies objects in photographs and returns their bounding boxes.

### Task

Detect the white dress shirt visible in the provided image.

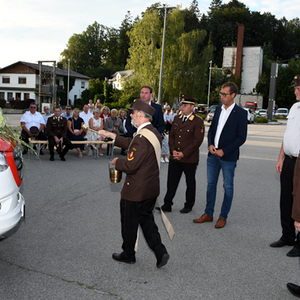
[283,101,300,157]
[20,111,45,130]
[214,103,235,149]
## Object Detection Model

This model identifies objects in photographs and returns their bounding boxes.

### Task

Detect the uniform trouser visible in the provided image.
[120,197,167,260]
[163,159,198,209]
[21,129,47,150]
[280,155,297,243]
[48,136,72,158]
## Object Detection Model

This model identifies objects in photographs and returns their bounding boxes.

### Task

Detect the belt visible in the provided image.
[287,155,298,159]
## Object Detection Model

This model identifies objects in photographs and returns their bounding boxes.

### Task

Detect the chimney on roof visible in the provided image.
[57,62,63,69]
[235,24,244,83]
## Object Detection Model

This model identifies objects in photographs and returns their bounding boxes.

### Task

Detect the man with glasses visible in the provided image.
[193,82,247,228]
[61,106,72,120]
[20,103,47,155]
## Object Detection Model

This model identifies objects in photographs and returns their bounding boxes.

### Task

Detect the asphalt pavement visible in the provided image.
[0,115,298,300]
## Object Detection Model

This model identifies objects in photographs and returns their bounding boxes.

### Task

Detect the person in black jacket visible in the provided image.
[125,86,165,137]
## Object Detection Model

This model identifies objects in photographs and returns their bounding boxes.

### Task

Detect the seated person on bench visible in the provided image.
[20,103,47,155]
[47,107,73,161]
[67,108,85,158]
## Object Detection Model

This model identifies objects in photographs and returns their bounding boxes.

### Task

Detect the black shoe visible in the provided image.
[155,206,172,212]
[39,149,44,155]
[157,253,170,268]
[287,246,300,257]
[50,156,54,161]
[60,156,66,161]
[180,207,192,213]
[270,239,294,248]
[22,149,28,155]
[112,252,136,264]
[287,283,300,297]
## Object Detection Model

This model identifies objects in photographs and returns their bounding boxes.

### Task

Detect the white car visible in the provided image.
[259,109,268,117]
[0,138,25,237]
[244,108,254,124]
[275,108,289,117]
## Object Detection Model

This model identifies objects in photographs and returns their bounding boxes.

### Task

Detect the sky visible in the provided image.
[1,0,299,69]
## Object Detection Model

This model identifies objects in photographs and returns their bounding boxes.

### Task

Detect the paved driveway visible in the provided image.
[0,119,297,300]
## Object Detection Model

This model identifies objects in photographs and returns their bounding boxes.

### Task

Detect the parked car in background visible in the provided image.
[206,108,216,122]
[275,108,289,117]
[0,137,25,236]
[259,109,267,117]
[244,108,254,123]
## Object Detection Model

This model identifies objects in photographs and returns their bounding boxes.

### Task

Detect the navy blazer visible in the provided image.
[207,104,247,161]
[125,101,165,137]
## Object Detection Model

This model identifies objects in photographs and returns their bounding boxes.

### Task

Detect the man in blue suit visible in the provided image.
[193,82,247,228]
[125,86,165,137]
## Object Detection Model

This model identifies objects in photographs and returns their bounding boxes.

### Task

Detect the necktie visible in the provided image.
[183,116,187,123]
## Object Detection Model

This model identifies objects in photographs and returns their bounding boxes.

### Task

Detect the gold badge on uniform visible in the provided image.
[127,151,135,161]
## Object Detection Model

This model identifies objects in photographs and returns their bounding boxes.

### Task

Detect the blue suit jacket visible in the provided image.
[207,104,247,161]
[125,101,165,137]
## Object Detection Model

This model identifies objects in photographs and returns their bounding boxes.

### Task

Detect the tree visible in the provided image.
[60,22,108,78]
[125,6,213,105]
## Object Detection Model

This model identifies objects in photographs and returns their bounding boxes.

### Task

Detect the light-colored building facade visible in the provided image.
[223,46,263,94]
[109,70,133,90]
[0,61,90,106]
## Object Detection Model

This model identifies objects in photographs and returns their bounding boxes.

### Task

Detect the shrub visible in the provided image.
[10,99,35,109]
[256,117,268,123]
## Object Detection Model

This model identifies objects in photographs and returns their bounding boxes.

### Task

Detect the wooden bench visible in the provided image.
[28,138,115,159]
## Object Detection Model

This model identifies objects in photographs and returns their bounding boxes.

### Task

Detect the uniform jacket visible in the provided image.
[292,157,300,222]
[125,101,165,137]
[208,104,247,162]
[46,116,68,138]
[169,113,204,163]
[115,124,162,202]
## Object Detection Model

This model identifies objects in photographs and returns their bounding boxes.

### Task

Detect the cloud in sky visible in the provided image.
[0,0,299,68]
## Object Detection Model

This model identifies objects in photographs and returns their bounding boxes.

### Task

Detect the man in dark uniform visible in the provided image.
[99,99,169,268]
[125,86,165,137]
[157,94,205,213]
[46,107,72,161]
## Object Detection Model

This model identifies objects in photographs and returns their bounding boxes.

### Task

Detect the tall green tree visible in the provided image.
[126,6,213,105]
[60,22,108,78]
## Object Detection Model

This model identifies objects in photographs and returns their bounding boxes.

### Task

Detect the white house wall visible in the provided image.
[0,73,36,100]
[69,78,89,105]
[240,47,263,94]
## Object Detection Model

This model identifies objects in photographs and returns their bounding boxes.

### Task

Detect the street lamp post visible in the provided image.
[157,5,175,105]
[207,60,212,109]
[67,59,70,106]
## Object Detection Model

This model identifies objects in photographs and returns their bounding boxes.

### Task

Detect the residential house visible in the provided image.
[109,70,133,90]
[0,61,90,107]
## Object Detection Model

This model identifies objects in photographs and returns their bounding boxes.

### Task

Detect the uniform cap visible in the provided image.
[128,99,155,116]
[180,94,197,105]
[291,75,300,87]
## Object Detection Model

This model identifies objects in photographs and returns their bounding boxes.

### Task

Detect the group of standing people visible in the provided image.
[96,82,248,270]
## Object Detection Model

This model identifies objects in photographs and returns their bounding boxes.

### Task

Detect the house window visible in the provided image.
[0,92,4,99]
[7,92,13,100]
[81,81,85,88]
[24,93,30,100]
[18,77,26,84]
[2,77,10,83]
[16,93,21,100]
